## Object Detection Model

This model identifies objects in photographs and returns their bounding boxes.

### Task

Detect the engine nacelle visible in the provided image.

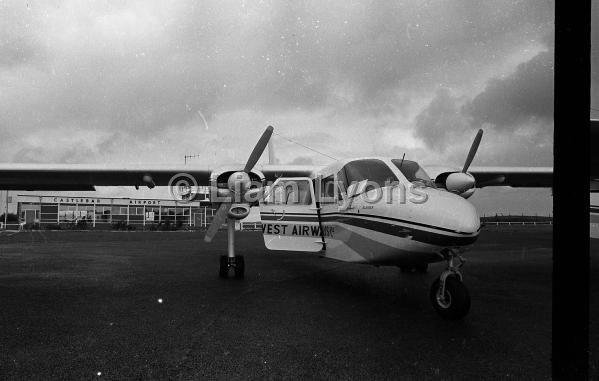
[142,174,155,189]
[227,203,250,220]
[209,167,265,203]
[227,171,251,194]
[445,172,476,197]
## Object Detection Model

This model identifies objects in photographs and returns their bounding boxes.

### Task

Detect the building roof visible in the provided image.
[17,194,207,207]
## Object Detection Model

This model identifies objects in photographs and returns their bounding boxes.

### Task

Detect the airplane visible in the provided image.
[0,126,552,320]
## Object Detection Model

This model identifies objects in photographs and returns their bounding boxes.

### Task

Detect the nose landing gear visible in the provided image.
[430,249,470,320]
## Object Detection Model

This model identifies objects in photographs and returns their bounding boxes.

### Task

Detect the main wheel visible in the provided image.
[219,255,229,278]
[234,255,245,279]
[430,276,470,320]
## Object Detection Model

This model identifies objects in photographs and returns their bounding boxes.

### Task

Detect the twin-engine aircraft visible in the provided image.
[0,126,552,319]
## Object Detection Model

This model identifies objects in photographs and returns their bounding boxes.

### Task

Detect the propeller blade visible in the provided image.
[204,202,231,243]
[462,129,483,173]
[243,126,274,173]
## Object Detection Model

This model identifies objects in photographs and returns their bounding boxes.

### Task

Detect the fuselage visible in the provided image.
[258,157,481,266]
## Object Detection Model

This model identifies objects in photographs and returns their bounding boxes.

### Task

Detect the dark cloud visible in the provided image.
[414,88,469,149]
[466,49,553,129]
[415,41,553,157]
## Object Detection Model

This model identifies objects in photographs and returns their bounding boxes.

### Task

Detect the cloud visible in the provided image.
[288,156,314,165]
[413,39,553,162]
[414,88,470,149]
[0,0,554,169]
[466,50,554,130]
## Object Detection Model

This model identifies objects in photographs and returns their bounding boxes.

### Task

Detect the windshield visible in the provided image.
[341,159,398,188]
[391,159,436,188]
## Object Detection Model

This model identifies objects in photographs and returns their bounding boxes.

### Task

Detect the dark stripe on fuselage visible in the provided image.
[260,212,478,247]
[261,211,477,235]
[326,211,478,235]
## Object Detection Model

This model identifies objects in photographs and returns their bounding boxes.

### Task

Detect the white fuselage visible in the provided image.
[317,185,480,265]
[259,157,481,266]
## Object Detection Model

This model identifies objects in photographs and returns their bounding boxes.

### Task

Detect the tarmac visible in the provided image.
[0,226,595,379]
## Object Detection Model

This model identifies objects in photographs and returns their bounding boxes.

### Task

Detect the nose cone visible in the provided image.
[453,201,480,234]
[419,189,480,234]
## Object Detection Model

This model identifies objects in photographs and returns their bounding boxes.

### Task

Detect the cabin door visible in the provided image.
[258,177,325,252]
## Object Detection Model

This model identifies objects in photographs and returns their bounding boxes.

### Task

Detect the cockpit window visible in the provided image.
[391,159,436,188]
[342,159,398,188]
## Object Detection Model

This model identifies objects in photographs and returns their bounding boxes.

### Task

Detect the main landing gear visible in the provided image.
[219,255,244,279]
[218,220,245,279]
[430,249,470,320]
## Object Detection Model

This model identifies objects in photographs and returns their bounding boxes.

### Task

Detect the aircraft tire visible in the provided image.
[234,255,245,279]
[430,276,470,320]
[219,255,229,278]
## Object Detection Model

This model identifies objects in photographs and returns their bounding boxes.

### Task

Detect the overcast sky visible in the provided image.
[0,0,555,214]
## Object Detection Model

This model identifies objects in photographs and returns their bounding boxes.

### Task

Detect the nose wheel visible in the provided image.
[430,250,470,320]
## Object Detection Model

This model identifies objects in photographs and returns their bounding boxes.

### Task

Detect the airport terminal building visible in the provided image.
[16,194,217,229]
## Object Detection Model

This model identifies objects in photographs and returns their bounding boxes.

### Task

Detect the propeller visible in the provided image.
[462,129,483,173]
[204,202,231,243]
[444,129,484,198]
[204,126,274,243]
[244,126,274,172]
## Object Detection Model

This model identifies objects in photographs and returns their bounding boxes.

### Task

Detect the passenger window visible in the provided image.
[315,175,336,204]
[265,184,285,204]
[265,180,313,205]
[322,176,335,198]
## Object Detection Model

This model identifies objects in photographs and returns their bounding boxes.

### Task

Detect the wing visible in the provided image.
[0,163,213,190]
[425,165,553,188]
[468,166,553,187]
[0,163,322,190]
[259,164,320,182]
